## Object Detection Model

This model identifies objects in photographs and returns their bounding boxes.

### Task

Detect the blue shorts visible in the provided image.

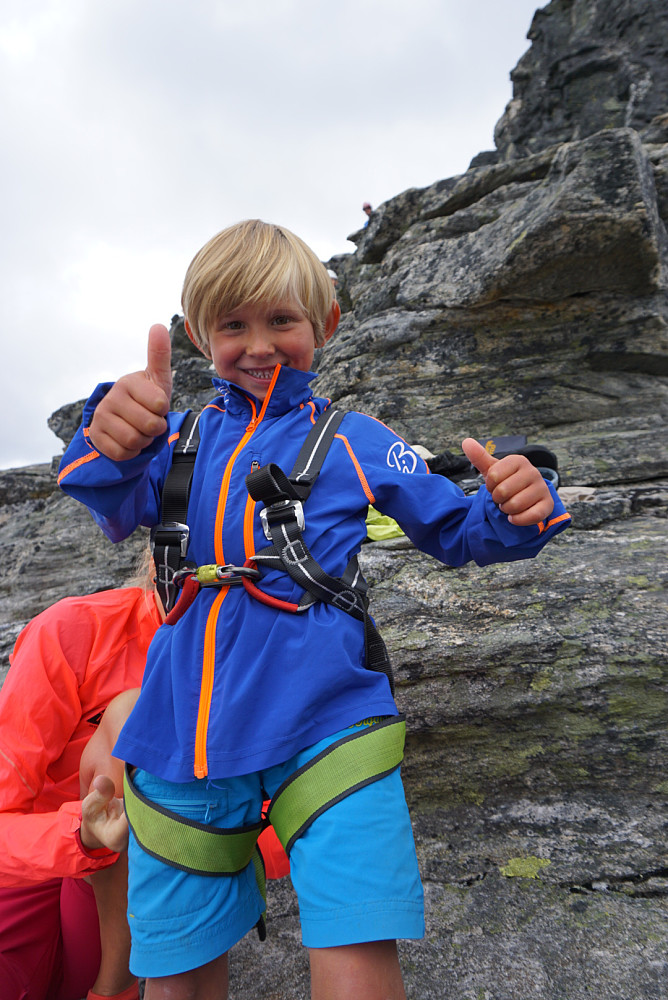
[127,721,424,978]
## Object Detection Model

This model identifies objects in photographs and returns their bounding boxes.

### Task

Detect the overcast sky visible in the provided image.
[1,0,542,470]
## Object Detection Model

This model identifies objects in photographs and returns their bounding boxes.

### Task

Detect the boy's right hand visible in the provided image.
[88,324,173,461]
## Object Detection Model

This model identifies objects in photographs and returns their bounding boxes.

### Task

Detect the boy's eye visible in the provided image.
[272,315,292,326]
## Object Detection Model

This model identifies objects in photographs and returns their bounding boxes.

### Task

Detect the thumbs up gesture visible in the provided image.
[461,438,554,526]
[89,325,173,461]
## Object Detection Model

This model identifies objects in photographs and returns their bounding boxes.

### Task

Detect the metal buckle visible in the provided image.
[260,500,305,541]
[200,564,261,586]
[151,522,190,558]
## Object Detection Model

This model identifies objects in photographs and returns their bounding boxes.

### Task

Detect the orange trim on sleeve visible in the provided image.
[537,511,571,534]
[354,410,430,471]
[334,433,375,505]
[57,449,100,485]
[547,511,571,530]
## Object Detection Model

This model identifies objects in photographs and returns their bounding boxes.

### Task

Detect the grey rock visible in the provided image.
[47,400,86,449]
[0,485,148,683]
[494,0,668,160]
[323,125,668,492]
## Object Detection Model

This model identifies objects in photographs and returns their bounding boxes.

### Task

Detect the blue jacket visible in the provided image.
[58,366,571,782]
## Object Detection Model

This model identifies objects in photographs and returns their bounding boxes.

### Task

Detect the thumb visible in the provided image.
[461,437,498,476]
[146,324,173,401]
[91,774,116,802]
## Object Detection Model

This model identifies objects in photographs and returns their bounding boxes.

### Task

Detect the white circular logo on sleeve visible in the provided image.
[387,441,418,474]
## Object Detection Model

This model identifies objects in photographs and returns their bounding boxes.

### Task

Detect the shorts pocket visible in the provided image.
[152,797,226,824]
[133,771,229,825]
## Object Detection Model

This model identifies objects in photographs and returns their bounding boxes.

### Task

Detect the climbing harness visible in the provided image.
[151,406,394,693]
[244,407,394,693]
[123,716,406,937]
[267,714,406,853]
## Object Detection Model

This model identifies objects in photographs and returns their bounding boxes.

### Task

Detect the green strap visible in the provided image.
[123,767,262,876]
[251,848,267,941]
[268,716,406,854]
[123,715,405,880]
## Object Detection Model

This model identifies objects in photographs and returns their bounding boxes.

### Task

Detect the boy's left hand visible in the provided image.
[461,438,555,527]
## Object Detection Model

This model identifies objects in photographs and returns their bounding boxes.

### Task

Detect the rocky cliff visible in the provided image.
[1,1,666,998]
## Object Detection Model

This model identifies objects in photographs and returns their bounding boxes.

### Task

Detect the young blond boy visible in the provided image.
[59,220,570,1000]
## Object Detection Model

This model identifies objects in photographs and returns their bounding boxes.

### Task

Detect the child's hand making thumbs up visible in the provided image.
[461,438,555,527]
[89,325,173,461]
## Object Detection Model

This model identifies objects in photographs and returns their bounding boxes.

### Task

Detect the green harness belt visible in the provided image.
[123,715,405,875]
[268,715,406,853]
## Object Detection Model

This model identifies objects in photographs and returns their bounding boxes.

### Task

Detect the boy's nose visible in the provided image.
[245,326,275,356]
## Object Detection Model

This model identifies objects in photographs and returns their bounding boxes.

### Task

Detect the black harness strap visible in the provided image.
[290,406,347,494]
[151,410,201,614]
[246,410,394,694]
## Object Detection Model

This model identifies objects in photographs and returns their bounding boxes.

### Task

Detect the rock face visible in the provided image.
[493,0,668,160]
[1,2,667,997]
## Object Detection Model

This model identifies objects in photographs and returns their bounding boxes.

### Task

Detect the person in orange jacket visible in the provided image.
[0,582,288,1000]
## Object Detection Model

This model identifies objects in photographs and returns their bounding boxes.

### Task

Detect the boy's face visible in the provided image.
[207,299,318,401]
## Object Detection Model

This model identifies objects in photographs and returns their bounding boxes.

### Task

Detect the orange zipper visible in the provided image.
[193,369,280,778]
[194,587,227,778]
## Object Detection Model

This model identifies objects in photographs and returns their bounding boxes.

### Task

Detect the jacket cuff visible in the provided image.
[76,822,119,863]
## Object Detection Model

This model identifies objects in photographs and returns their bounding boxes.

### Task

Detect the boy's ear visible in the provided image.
[185,319,212,359]
[322,301,341,343]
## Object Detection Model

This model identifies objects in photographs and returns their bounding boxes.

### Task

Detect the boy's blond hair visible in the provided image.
[182,220,335,357]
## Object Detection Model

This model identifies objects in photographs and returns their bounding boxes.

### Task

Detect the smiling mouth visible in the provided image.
[242,367,278,380]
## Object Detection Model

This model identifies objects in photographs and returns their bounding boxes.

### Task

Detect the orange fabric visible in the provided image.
[56,448,99,485]
[0,588,161,886]
[213,401,257,566]
[0,586,291,887]
[194,588,229,779]
[259,821,290,881]
[334,432,376,504]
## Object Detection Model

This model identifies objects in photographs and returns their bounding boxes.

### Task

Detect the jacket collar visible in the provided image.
[212,364,318,419]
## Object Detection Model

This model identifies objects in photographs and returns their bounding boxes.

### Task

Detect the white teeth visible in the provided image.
[246,369,272,379]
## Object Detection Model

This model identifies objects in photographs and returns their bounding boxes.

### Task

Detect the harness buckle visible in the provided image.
[151,522,190,559]
[260,500,305,541]
[198,564,262,587]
